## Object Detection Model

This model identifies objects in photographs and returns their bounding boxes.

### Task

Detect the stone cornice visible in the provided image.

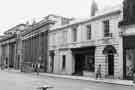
[22,20,54,37]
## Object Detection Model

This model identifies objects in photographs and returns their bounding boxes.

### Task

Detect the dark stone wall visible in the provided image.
[123,36,135,80]
[119,0,135,26]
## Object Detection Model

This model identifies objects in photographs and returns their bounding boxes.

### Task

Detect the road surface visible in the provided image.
[0,70,134,90]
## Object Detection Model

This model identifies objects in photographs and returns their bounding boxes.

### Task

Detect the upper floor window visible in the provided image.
[72,27,77,42]
[52,33,56,45]
[103,20,111,37]
[63,31,67,43]
[86,24,92,40]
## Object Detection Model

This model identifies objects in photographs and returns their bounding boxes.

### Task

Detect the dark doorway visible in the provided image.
[74,54,85,75]
[108,51,114,75]
[50,55,54,72]
[62,55,66,71]
[103,45,116,76]
[49,51,55,73]
[17,55,20,69]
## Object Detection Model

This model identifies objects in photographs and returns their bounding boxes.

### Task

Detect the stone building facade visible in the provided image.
[0,24,29,69]
[21,15,72,72]
[21,20,52,72]
[0,0,135,81]
[48,6,124,79]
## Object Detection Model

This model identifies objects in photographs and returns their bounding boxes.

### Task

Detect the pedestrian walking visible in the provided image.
[36,63,40,75]
[96,64,102,79]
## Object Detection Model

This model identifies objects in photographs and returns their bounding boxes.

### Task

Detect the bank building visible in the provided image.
[48,0,135,80]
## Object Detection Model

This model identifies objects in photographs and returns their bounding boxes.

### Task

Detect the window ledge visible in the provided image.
[102,37,113,40]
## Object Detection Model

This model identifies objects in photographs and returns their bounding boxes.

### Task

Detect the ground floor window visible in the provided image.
[5,57,8,65]
[125,49,134,79]
[84,56,94,72]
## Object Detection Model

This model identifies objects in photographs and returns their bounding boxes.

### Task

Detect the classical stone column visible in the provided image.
[35,35,38,62]
[31,37,34,63]
[66,49,73,75]
[7,43,10,68]
[118,36,124,79]
[33,36,36,64]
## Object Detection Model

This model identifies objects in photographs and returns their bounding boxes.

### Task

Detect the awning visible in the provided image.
[103,45,117,54]
[71,46,96,54]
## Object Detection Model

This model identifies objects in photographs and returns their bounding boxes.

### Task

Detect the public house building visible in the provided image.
[48,0,135,80]
[48,5,123,79]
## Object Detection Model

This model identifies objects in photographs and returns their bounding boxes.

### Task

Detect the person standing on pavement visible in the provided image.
[36,62,40,75]
[36,56,41,75]
[96,64,102,79]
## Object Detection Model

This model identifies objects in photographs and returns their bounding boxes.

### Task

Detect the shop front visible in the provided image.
[71,46,95,76]
[123,36,135,80]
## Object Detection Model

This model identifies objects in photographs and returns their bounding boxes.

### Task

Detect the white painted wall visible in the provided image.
[48,11,123,78]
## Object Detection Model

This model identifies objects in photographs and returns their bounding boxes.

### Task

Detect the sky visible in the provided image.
[0,0,123,35]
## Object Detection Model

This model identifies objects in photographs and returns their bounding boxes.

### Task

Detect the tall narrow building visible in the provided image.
[119,0,135,26]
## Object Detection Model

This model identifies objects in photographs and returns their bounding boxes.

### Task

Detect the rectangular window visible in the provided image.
[87,25,91,40]
[84,56,95,72]
[53,33,56,45]
[62,55,66,70]
[72,27,77,42]
[63,31,67,43]
[103,20,110,37]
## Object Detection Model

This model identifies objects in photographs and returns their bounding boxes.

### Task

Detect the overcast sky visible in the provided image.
[0,0,123,35]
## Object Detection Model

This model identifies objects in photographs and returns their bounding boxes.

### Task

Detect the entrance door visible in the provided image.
[108,51,114,75]
[75,54,84,75]
[50,55,54,72]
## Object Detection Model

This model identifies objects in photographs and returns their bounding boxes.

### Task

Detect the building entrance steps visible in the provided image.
[4,69,135,86]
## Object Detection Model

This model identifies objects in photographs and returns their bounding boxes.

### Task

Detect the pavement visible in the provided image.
[6,69,134,86]
[1,69,135,90]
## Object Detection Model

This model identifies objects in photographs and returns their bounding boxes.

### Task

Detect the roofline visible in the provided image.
[50,8,122,32]
[22,20,54,36]
[0,35,15,43]
[45,14,73,20]
[4,24,27,34]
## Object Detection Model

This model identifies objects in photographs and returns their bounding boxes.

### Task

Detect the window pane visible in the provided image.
[63,31,67,43]
[103,20,110,37]
[72,28,77,42]
[84,56,95,72]
[87,25,91,40]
